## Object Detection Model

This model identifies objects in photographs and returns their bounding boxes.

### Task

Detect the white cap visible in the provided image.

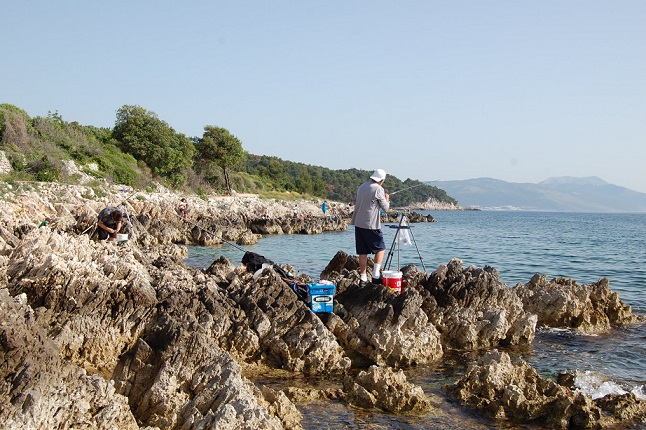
[370,169,387,182]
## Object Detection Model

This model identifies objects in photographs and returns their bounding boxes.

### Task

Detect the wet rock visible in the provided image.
[236,229,261,245]
[594,392,646,423]
[445,350,608,428]
[249,218,285,235]
[260,385,305,430]
[283,387,344,403]
[249,215,348,236]
[557,371,577,389]
[382,211,435,223]
[343,365,432,413]
[514,274,637,333]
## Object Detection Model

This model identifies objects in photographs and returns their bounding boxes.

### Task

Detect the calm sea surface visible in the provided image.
[187,211,646,429]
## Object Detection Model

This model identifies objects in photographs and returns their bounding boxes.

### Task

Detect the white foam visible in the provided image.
[538,327,598,337]
[574,371,628,400]
[631,385,646,401]
[541,327,570,333]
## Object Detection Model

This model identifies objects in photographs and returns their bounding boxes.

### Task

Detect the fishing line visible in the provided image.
[387,183,425,196]
[173,211,247,253]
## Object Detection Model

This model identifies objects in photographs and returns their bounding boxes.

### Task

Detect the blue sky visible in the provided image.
[3,1,645,193]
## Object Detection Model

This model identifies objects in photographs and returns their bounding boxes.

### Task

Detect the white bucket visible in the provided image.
[116,233,129,242]
[382,270,403,294]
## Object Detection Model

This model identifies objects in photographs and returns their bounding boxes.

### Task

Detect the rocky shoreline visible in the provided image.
[1,182,645,429]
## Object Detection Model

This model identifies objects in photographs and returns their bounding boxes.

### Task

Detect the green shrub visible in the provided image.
[93,144,140,187]
[82,166,105,179]
[30,156,60,182]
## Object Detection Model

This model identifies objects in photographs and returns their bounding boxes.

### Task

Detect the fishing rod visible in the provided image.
[116,189,140,207]
[387,183,425,196]
[173,211,247,253]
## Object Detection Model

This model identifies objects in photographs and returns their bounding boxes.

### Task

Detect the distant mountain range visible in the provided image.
[429,177,646,212]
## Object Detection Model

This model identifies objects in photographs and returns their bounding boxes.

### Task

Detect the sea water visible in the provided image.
[186,211,646,428]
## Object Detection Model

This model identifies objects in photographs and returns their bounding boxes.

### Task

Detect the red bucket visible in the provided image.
[382,270,402,294]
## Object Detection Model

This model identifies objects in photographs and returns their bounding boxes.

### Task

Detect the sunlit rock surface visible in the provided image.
[514,274,638,333]
[445,350,646,428]
[0,183,642,429]
[343,365,432,413]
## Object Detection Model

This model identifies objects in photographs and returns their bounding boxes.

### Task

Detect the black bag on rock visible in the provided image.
[241,251,273,272]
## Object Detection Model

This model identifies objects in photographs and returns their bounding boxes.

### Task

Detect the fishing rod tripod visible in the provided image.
[78,190,139,240]
[118,202,136,242]
[383,211,427,272]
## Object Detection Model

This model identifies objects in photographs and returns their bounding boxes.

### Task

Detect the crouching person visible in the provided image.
[97,206,122,242]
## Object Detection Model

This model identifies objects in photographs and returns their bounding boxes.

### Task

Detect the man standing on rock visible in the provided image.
[97,206,122,242]
[351,169,390,286]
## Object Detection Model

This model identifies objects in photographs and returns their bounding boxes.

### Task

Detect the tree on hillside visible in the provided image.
[196,126,246,195]
[112,105,195,185]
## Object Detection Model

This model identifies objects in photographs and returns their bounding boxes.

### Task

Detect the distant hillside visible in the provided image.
[429,177,646,213]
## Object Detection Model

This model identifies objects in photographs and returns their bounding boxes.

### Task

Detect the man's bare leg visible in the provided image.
[359,254,368,277]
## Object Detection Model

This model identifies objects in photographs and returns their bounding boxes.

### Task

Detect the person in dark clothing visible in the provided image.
[97,206,122,241]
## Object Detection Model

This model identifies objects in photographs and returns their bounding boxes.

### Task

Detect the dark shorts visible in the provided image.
[354,227,385,255]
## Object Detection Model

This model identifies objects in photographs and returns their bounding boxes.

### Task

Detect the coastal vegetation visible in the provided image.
[0,103,456,206]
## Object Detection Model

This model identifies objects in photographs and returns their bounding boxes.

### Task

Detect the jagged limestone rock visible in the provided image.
[514,274,638,333]
[0,287,138,429]
[445,349,646,428]
[1,183,642,428]
[344,365,433,413]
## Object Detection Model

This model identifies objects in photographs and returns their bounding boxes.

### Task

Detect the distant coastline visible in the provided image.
[430,176,646,213]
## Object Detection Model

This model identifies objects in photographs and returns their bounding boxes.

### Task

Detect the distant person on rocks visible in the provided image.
[322,200,328,217]
[178,198,189,220]
[351,169,390,287]
[97,206,122,242]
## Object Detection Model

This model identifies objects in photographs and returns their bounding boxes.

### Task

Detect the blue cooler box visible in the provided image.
[307,283,335,313]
